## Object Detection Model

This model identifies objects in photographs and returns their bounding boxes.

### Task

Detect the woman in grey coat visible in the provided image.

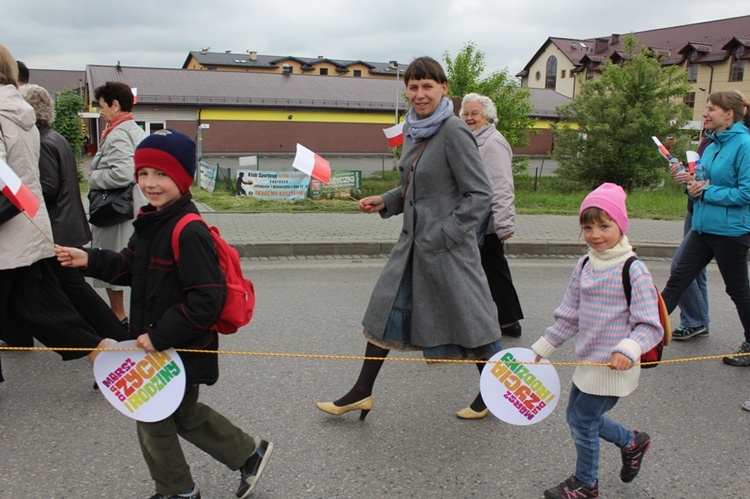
[88,81,147,328]
[316,57,502,420]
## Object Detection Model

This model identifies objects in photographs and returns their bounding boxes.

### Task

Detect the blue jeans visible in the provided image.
[671,212,709,329]
[566,384,634,487]
[662,230,750,343]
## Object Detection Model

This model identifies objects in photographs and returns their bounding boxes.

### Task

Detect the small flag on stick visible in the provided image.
[131,87,138,105]
[0,157,40,218]
[686,151,700,175]
[292,144,331,184]
[383,122,405,147]
[651,136,677,163]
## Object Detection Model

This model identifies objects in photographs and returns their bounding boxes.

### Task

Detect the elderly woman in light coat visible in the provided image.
[316,56,502,421]
[461,95,524,330]
[0,43,113,369]
[88,81,147,327]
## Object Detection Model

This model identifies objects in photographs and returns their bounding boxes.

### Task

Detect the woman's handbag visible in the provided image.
[87,183,135,227]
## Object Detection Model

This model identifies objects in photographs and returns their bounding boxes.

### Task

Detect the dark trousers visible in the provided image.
[49,261,129,341]
[662,230,750,342]
[480,233,524,326]
[137,384,256,495]
[0,258,107,359]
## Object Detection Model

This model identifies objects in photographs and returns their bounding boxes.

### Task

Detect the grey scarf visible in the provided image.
[406,97,454,142]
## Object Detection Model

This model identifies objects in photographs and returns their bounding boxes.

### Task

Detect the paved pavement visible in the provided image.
[196,208,684,259]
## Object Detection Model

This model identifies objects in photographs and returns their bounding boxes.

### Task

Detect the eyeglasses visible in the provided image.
[461,111,483,118]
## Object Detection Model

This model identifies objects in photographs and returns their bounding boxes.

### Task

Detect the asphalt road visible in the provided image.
[1,256,746,498]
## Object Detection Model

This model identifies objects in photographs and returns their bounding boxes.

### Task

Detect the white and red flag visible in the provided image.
[383,122,405,147]
[651,136,676,163]
[0,157,40,218]
[131,87,138,104]
[292,144,331,184]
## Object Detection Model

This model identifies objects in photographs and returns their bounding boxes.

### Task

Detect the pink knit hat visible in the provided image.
[579,182,629,234]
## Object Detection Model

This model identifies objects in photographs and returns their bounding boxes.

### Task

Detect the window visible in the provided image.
[545,56,557,90]
[686,64,698,83]
[561,69,566,78]
[729,46,745,82]
[586,71,595,80]
[353,70,361,77]
[319,68,328,75]
[684,92,696,108]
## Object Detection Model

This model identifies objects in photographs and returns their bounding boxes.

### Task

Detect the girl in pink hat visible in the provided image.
[532,183,664,498]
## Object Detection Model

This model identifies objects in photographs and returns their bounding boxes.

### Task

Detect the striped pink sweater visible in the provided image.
[532,253,663,397]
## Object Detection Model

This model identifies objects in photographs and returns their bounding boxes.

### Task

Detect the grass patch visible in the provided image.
[87,170,687,220]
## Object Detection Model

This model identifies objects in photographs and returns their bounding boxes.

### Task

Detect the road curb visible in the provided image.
[233,241,678,259]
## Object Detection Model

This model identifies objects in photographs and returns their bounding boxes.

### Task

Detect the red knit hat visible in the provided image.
[134,129,196,193]
[580,182,629,234]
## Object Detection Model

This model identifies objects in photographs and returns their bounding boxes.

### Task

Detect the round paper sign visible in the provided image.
[480,347,560,425]
[93,340,186,422]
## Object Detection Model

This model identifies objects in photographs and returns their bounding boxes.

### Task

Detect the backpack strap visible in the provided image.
[171,213,205,262]
[621,255,637,306]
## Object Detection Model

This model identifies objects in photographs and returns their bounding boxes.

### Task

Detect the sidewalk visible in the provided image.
[198,209,684,258]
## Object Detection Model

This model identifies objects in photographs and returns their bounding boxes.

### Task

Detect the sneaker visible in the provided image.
[543,475,598,498]
[743,400,750,412]
[620,431,651,483]
[671,325,708,341]
[237,439,273,499]
[148,483,200,499]
[723,341,750,367]
[501,322,522,338]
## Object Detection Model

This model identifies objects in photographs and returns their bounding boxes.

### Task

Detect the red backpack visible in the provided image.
[582,256,671,368]
[171,213,255,334]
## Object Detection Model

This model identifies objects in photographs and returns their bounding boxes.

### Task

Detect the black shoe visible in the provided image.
[620,431,651,482]
[671,325,708,341]
[544,475,598,498]
[723,341,750,366]
[237,440,273,498]
[501,322,522,337]
[148,483,200,498]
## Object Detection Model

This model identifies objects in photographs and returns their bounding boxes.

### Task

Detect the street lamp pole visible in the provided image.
[699,87,707,139]
[390,60,399,124]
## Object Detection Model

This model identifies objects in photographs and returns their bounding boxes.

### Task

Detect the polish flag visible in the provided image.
[383,122,405,147]
[0,157,40,218]
[292,144,331,184]
[686,151,700,175]
[651,136,675,162]
[131,87,138,104]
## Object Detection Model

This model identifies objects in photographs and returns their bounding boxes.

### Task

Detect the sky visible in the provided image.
[2,1,748,76]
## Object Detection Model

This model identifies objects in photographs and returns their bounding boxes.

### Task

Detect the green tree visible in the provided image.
[53,89,86,164]
[551,34,692,190]
[443,42,535,160]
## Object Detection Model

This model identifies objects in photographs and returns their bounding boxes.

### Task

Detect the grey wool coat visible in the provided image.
[362,115,503,350]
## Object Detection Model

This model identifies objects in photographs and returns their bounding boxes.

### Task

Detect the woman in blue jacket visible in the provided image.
[661,90,750,366]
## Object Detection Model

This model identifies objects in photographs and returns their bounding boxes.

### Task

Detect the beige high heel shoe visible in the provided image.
[316,396,374,420]
[456,406,489,419]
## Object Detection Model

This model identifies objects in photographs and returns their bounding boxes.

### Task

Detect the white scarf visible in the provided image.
[586,235,634,270]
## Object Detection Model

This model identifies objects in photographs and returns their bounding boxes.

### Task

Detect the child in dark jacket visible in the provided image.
[56,129,272,499]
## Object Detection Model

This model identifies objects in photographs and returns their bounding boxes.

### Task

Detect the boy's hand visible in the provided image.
[610,352,633,370]
[54,244,88,268]
[136,333,155,353]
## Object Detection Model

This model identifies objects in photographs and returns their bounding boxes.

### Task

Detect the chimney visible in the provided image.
[248,51,257,61]
[594,38,609,54]
[225,50,231,54]
[611,34,620,45]
[282,63,292,76]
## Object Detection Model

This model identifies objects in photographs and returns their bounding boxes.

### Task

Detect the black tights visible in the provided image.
[334,342,487,411]
[469,362,486,412]
[334,342,389,406]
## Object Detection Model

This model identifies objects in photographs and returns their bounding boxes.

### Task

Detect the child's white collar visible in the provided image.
[587,235,635,270]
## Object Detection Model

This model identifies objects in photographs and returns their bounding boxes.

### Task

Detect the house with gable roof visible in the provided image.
[183,49,408,79]
[516,15,750,128]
